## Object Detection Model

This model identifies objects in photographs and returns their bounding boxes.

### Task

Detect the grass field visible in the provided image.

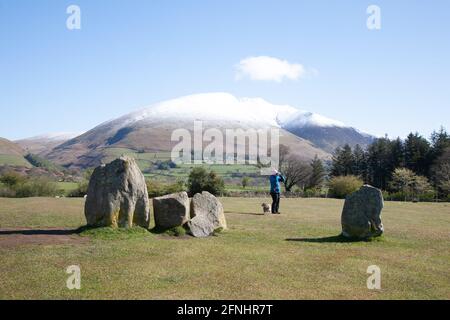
[0,197,449,299]
[56,182,79,194]
[0,155,32,168]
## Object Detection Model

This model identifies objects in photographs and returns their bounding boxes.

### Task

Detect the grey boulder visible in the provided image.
[84,156,150,228]
[153,192,190,230]
[341,184,384,239]
[188,191,227,237]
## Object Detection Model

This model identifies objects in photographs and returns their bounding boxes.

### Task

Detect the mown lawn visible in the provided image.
[0,197,449,299]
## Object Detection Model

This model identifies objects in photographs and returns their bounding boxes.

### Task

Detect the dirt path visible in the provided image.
[0,227,89,248]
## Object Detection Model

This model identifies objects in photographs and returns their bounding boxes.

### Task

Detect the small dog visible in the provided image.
[261,203,271,214]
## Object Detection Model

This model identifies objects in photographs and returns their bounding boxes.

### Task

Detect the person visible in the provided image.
[269,169,285,214]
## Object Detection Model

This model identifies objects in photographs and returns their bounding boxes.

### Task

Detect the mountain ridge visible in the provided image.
[36,93,373,168]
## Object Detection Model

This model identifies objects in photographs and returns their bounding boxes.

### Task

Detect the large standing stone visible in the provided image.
[341,185,384,239]
[188,191,227,238]
[153,192,190,230]
[84,156,150,228]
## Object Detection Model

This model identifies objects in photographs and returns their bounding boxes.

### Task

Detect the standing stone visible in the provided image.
[341,185,384,239]
[153,192,190,230]
[84,156,150,228]
[188,191,227,237]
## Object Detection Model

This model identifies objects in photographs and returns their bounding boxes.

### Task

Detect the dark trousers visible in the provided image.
[270,192,280,213]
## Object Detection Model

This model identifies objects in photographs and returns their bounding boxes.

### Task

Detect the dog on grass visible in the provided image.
[261,203,271,214]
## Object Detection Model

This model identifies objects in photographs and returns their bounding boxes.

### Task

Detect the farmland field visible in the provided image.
[0,197,449,299]
[0,155,32,168]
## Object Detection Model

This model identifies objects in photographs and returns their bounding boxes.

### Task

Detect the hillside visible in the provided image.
[45,93,373,169]
[0,138,32,168]
[15,132,81,156]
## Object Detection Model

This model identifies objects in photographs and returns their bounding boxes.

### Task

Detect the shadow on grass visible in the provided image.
[225,211,265,216]
[286,234,381,243]
[0,229,80,236]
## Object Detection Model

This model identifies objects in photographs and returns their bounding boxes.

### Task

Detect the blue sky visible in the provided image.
[1,0,449,140]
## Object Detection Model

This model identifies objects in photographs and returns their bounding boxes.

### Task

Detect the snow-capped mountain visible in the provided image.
[45,93,373,168]
[104,92,345,130]
[16,132,83,156]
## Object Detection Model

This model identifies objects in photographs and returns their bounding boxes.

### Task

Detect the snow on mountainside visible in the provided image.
[23,132,82,141]
[110,92,346,129]
[45,92,373,168]
[16,132,84,156]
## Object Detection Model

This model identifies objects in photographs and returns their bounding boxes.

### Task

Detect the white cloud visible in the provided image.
[235,56,310,82]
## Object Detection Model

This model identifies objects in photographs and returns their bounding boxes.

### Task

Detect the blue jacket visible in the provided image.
[269,174,285,193]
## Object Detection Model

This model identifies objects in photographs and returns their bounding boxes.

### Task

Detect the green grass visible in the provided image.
[0,155,32,168]
[78,226,151,240]
[102,148,172,171]
[0,197,449,299]
[56,182,79,194]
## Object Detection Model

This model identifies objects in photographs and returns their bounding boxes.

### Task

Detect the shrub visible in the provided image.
[328,175,363,199]
[304,188,321,198]
[13,178,58,197]
[67,180,89,197]
[0,172,58,198]
[165,226,186,237]
[0,171,26,187]
[146,180,185,198]
[241,176,250,189]
[0,185,15,197]
[187,167,225,196]
[417,191,436,202]
[389,168,435,201]
[155,160,177,170]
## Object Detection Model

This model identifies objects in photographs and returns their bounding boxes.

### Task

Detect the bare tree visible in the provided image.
[278,144,290,171]
[281,155,312,192]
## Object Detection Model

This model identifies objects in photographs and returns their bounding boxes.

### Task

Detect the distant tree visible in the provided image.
[331,144,354,177]
[278,144,290,171]
[328,175,363,199]
[187,167,225,196]
[390,168,433,201]
[366,137,396,189]
[430,127,450,160]
[352,144,368,180]
[282,156,312,192]
[0,171,25,187]
[390,168,417,200]
[432,147,450,197]
[24,153,62,172]
[412,175,434,199]
[308,155,326,189]
[404,132,431,176]
[390,137,405,169]
[241,176,250,189]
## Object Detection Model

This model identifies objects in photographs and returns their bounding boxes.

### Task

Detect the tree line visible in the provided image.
[330,127,450,201]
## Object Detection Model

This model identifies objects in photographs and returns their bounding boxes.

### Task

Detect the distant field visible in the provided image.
[103,148,172,171]
[0,197,449,299]
[102,148,261,178]
[56,182,79,194]
[0,155,32,168]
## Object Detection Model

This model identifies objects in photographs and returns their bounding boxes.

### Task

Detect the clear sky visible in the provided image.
[1,0,449,140]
